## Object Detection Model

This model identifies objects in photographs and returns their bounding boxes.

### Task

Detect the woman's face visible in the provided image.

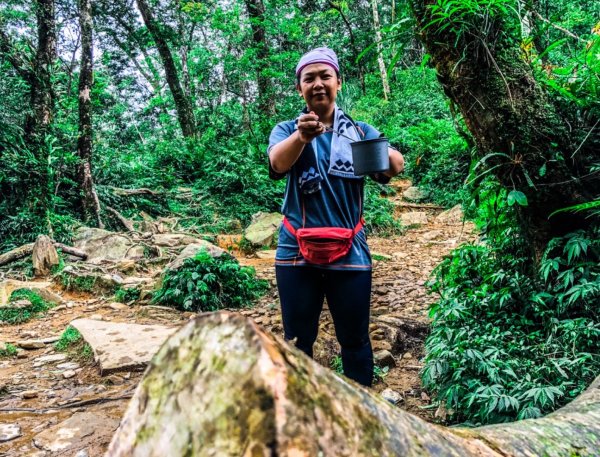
[297,63,341,112]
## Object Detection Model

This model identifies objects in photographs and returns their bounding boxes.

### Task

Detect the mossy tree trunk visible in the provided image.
[243,0,275,116]
[410,0,599,258]
[135,0,197,138]
[106,312,600,456]
[24,0,57,233]
[77,0,103,228]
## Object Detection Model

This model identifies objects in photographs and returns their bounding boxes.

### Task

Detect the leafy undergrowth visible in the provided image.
[0,343,17,358]
[0,290,53,324]
[423,225,600,426]
[153,249,269,312]
[114,286,141,303]
[55,326,94,364]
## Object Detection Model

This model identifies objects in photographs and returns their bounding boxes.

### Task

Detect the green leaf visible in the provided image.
[507,190,528,207]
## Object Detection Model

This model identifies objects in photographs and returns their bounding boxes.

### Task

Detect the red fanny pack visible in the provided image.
[282,217,364,265]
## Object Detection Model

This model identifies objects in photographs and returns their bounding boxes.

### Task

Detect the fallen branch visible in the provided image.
[531,10,584,43]
[0,392,134,413]
[107,312,600,456]
[0,240,86,267]
[0,243,34,266]
[54,242,87,260]
[108,186,161,197]
[106,206,135,232]
[396,202,445,210]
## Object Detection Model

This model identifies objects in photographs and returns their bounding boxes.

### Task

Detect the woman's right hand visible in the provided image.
[297,111,325,144]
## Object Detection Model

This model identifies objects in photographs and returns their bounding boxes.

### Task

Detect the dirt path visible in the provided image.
[0,198,475,456]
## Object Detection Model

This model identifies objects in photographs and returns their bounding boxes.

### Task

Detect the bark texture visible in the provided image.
[244,0,275,116]
[371,0,390,100]
[410,0,599,256]
[106,312,600,456]
[23,0,57,229]
[0,244,35,266]
[135,0,197,138]
[77,0,103,228]
[0,242,86,266]
[32,235,59,277]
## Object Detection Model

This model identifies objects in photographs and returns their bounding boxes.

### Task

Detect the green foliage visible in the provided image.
[422,221,600,425]
[114,286,141,303]
[0,343,18,358]
[550,199,600,219]
[189,130,284,230]
[57,273,98,293]
[351,68,471,208]
[364,180,402,236]
[426,0,512,40]
[153,249,269,312]
[54,326,94,362]
[330,355,344,375]
[373,364,390,383]
[54,326,84,352]
[403,119,471,207]
[0,290,52,324]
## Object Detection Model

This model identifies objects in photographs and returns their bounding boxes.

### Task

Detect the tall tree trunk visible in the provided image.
[328,1,366,94]
[135,0,197,138]
[107,312,600,456]
[410,0,599,257]
[22,0,57,233]
[77,0,103,228]
[371,0,390,100]
[244,0,275,116]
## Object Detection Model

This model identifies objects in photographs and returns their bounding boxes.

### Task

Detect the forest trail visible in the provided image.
[0,182,476,456]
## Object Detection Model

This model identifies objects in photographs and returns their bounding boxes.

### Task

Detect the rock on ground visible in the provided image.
[435,204,464,225]
[73,227,138,262]
[70,318,178,374]
[400,212,428,227]
[0,280,52,306]
[0,424,21,443]
[33,412,120,454]
[244,212,282,247]
[165,241,228,272]
[402,186,428,202]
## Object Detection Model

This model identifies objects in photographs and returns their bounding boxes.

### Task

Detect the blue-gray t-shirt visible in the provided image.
[267,120,389,271]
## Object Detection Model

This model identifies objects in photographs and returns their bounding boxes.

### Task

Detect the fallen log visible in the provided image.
[0,243,35,266]
[106,312,600,456]
[53,243,87,260]
[108,186,161,197]
[106,206,135,232]
[0,241,87,267]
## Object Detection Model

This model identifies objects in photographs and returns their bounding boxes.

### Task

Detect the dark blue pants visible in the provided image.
[275,266,373,387]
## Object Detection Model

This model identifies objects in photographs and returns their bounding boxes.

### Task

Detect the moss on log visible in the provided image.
[106,312,600,456]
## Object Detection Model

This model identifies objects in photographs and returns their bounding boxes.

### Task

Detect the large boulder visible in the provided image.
[165,241,228,272]
[402,186,428,202]
[152,233,201,247]
[0,280,53,306]
[70,318,178,374]
[73,227,140,262]
[57,265,122,294]
[244,212,282,247]
[435,204,464,225]
[400,212,428,227]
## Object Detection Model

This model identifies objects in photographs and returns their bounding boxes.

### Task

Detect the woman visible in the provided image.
[268,47,404,387]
